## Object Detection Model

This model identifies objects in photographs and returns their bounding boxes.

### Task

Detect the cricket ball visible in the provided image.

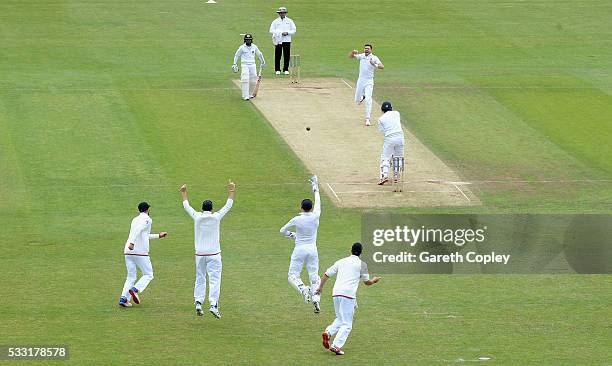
[306,127,310,131]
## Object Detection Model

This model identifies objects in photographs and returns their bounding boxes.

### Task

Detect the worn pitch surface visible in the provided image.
[240,77,479,208]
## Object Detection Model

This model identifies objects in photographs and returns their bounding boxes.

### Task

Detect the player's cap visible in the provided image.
[301,198,313,211]
[381,101,392,113]
[276,6,288,13]
[138,202,150,212]
[244,33,253,41]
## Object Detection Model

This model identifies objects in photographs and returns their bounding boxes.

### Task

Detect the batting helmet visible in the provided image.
[381,101,392,112]
[244,33,253,41]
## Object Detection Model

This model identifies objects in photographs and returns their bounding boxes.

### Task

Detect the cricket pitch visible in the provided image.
[239,77,480,208]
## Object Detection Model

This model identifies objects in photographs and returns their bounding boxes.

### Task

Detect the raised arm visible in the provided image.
[217,180,235,219]
[309,175,320,216]
[180,184,198,219]
[349,49,359,58]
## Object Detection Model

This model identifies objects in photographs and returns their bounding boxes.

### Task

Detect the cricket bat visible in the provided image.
[252,68,262,97]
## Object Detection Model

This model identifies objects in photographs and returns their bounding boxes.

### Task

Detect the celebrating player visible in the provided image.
[315,242,381,355]
[118,202,168,307]
[377,101,405,185]
[180,181,235,318]
[279,175,322,313]
[232,33,266,100]
[349,44,385,126]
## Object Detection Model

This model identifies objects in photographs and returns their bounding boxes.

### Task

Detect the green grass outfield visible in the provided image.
[1,0,611,365]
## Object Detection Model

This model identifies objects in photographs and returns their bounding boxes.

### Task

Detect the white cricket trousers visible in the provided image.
[194,254,222,306]
[326,296,357,348]
[288,244,321,300]
[240,63,257,99]
[355,77,374,119]
[380,134,405,179]
[121,255,154,299]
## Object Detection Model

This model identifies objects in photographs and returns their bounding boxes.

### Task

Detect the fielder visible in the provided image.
[180,181,235,318]
[279,175,322,313]
[315,242,381,355]
[377,101,405,185]
[349,44,385,126]
[118,202,168,307]
[232,34,266,100]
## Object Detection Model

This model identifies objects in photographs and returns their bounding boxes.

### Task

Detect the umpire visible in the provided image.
[269,6,297,75]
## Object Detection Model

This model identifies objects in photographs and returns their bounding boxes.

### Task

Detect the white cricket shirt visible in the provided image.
[356,53,381,81]
[269,16,296,43]
[183,199,233,255]
[325,255,370,299]
[378,110,404,138]
[280,191,321,246]
[233,44,265,65]
[124,212,160,256]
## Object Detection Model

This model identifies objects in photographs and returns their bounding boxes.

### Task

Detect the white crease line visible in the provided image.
[330,178,612,185]
[334,190,455,194]
[340,78,353,89]
[326,183,341,202]
[454,184,471,202]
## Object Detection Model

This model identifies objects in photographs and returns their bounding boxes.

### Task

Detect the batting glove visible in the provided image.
[232,64,238,73]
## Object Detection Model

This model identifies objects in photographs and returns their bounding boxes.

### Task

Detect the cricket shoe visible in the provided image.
[365,118,371,126]
[118,297,132,308]
[195,301,204,316]
[302,286,312,303]
[209,305,221,319]
[243,97,250,101]
[128,287,140,304]
[321,331,330,349]
[313,301,321,314]
[378,177,389,185]
[309,175,319,192]
[329,346,345,355]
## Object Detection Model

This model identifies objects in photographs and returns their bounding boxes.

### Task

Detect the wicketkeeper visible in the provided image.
[232,34,266,100]
[279,176,322,313]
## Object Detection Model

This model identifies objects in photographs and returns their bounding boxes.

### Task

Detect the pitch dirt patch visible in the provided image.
[238,77,479,208]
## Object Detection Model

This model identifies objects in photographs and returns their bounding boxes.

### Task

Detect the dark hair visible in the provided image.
[138,202,150,213]
[364,44,373,49]
[351,242,363,256]
[301,199,313,212]
[202,200,213,211]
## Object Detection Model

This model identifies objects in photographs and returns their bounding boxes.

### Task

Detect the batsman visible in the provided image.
[232,33,266,100]
[377,101,405,186]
